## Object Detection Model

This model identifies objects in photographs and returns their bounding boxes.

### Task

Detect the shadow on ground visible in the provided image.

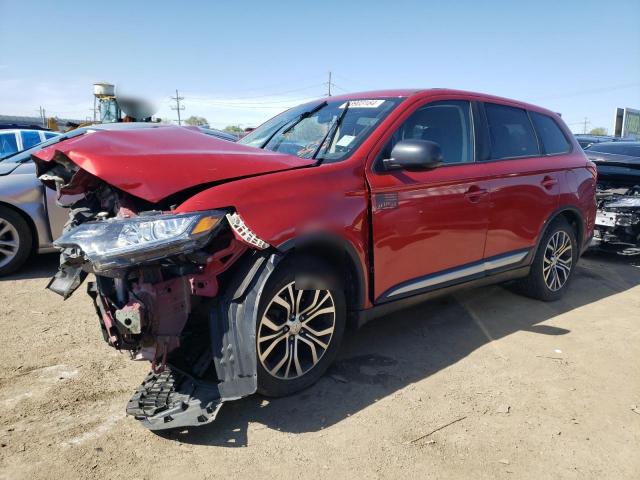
[159,253,640,447]
[0,253,59,281]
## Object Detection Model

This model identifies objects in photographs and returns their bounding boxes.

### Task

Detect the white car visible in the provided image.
[0,129,61,158]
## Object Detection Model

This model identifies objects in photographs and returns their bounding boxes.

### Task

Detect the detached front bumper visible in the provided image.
[127,366,224,430]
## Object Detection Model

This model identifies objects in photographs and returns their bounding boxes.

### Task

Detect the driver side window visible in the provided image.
[381,100,474,165]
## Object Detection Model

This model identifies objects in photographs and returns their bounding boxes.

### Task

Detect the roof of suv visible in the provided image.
[327,89,560,117]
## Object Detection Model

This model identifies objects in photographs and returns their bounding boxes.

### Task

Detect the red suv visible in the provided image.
[34,89,596,430]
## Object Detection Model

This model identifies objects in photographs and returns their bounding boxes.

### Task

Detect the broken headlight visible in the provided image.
[55,210,225,271]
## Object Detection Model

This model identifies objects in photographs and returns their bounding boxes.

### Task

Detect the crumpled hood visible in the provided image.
[32,125,312,203]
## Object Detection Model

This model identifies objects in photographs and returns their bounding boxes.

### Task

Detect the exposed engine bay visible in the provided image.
[35,152,276,430]
[593,185,640,255]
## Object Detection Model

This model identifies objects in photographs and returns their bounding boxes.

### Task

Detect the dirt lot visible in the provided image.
[0,252,639,480]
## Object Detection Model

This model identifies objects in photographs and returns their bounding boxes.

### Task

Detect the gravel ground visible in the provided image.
[0,252,639,480]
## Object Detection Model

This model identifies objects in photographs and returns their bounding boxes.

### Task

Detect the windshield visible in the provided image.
[239,98,404,162]
[586,142,640,157]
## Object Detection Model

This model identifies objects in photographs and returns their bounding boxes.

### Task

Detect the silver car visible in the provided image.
[0,123,236,275]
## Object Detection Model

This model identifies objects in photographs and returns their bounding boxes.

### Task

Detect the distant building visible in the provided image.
[613,107,640,139]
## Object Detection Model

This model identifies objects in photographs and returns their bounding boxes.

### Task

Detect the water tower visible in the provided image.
[93,82,120,123]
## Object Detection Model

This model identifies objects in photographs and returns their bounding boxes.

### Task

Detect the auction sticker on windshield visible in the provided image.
[340,100,386,108]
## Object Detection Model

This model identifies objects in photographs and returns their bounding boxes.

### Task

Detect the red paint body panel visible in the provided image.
[33,126,312,203]
[367,164,491,298]
[479,156,561,258]
[176,160,372,306]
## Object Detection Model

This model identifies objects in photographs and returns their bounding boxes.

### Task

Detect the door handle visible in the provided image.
[464,185,488,203]
[541,176,558,190]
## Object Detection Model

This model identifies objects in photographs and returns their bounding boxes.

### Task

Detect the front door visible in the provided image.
[366,99,490,301]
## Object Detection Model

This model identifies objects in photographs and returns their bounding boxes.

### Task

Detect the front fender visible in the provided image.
[175,163,371,307]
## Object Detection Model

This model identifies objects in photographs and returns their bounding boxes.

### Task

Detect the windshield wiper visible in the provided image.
[313,101,350,163]
[261,101,328,148]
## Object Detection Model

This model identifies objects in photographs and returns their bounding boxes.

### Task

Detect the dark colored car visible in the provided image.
[34,89,596,430]
[574,134,633,149]
[584,141,640,253]
[195,126,239,142]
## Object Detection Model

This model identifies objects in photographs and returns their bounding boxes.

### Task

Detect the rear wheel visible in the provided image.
[256,256,346,397]
[0,206,33,276]
[517,217,577,301]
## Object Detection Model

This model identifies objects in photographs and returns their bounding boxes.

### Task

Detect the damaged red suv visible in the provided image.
[34,89,596,430]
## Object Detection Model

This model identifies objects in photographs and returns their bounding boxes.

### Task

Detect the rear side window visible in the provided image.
[20,130,42,149]
[44,132,58,139]
[485,103,539,160]
[530,112,570,155]
[0,133,18,157]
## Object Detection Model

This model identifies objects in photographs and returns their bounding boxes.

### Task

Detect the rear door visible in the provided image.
[366,98,491,301]
[479,102,562,260]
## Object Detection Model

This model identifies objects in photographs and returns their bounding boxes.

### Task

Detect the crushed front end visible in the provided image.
[35,151,275,430]
[593,186,640,255]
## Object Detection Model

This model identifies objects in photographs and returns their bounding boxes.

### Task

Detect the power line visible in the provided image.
[170,89,185,125]
[332,83,350,93]
[331,72,368,91]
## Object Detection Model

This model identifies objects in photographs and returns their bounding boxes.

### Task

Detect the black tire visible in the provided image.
[256,255,346,397]
[516,217,577,301]
[0,206,33,276]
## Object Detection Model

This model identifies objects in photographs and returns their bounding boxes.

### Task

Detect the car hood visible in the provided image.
[585,150,640,166]
[32,126,312,203]
[586,151,640,188]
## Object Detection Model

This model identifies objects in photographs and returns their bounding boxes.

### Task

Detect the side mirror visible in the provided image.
[382,139,443,171]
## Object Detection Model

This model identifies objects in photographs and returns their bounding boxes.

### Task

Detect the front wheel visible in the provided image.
[256,256,346,397]
[517,217,577,301]
[0,206,33,276]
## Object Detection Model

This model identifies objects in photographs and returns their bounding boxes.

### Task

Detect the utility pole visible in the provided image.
[38,106,46,128]
[583,117,589,134]
[325,71,333,97]
[171,89,185,125]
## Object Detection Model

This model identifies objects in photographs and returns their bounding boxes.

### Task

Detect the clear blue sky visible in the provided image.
[1,0,639,132]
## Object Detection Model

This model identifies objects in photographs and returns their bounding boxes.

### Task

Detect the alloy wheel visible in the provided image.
[257,282,336,380]
[0,218,20,269]
[543,230,572,291]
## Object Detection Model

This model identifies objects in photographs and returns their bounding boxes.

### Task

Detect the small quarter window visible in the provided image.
[530,112,570,155]
[485,103,539,160]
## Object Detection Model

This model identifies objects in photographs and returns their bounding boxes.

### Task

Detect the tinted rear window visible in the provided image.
[530,112,570,155]
[586,143,640,157]
[485,103,539,159]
